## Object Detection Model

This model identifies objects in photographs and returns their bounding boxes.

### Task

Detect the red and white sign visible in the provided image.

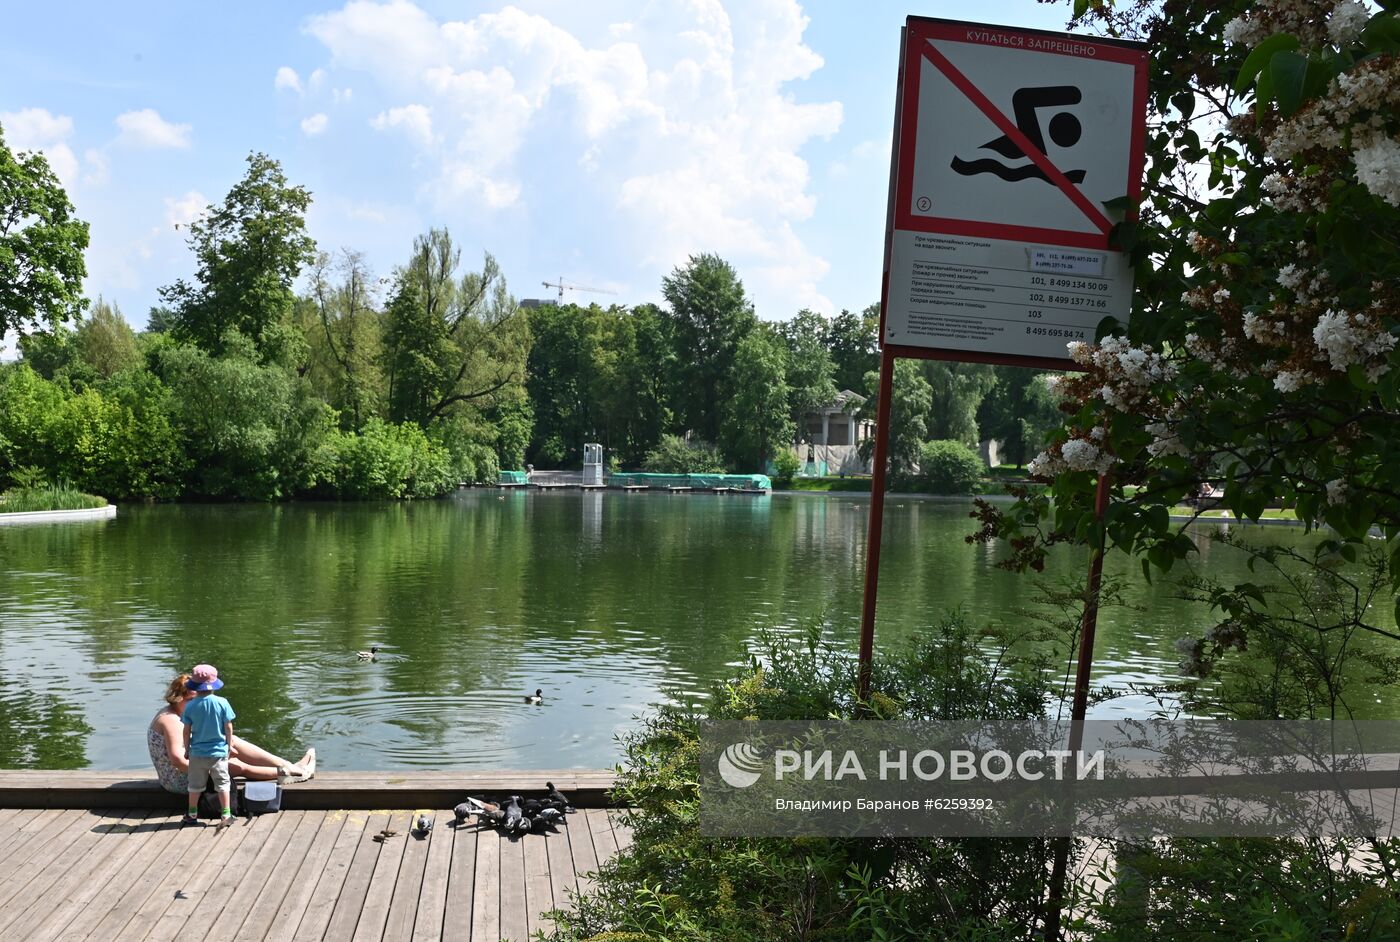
[881,17,1149,368]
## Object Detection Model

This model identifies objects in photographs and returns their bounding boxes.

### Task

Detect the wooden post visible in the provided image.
[856,348,897,705]
[1043,472,1111,941]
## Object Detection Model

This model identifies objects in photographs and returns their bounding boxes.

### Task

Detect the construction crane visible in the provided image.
[541,277,618,303]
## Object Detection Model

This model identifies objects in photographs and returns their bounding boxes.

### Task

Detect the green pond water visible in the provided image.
[0,491,1391,771]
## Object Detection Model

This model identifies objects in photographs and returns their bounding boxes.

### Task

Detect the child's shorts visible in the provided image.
[187,755,231,792]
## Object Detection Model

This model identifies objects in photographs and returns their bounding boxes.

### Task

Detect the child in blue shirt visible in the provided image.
[181,663,237,827]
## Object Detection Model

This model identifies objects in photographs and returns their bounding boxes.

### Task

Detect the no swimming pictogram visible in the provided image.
[893,19,1148,251]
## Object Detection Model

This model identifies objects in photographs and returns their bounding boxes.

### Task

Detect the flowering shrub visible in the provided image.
[975,0,1400,616]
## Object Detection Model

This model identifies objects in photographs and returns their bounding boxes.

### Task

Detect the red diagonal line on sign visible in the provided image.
[922,39,1114,237]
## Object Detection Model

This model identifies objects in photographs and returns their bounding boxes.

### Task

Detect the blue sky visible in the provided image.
[1,0,1072,330]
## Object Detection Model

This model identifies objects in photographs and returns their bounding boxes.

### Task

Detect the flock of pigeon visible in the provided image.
[451,782,576,837]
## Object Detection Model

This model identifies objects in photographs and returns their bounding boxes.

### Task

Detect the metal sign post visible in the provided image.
[858,17,1146,706]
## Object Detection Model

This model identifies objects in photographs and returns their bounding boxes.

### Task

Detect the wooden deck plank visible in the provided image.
[567,810,600,903]
[352,810,415,942]
[382,813,437,942]
[411,817,456,942]
[0,809,88,914]
[522,832,555,938]
[180,813,296,941]
[112,806,233,942]
[146,813,260,942]
[609,810,634,852]
[0,809,115,937]
[320,811,391,942]
[497,834,528,942]
[229,811,325,942]
[89,812,215,941]
[31,812,178,942]
[288,811,372,942]
[545,824,578,915]
[199,811,307,942]
[8,810,152,942]
[585,808,619,863]
[0,808,61,886]
[467,829,499,942]
[440,825,479,942]
[264,810,351,942]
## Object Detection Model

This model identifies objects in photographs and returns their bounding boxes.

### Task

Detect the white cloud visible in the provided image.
[82,148,110,185]
[0,107,80,185]
[115,109,192,149]
[275,66,303,93]
[301,113,330,136]
[306,0,841,313]
[164,190,207,229]
[371,103,434,147]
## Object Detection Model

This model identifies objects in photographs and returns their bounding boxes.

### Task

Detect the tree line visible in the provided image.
[1,134,1060,501]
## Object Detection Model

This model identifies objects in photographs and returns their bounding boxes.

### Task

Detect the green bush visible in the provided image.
[318,419,455,499]
[771,447,800,487]
[643,434,726,474]
[912,439,984,494]
[0,485,107,512]
[548,616,1064,942]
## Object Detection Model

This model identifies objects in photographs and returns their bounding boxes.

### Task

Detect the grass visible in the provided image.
[1171,504,1303,521]
[779,476,873,492]
[0,486,108,513]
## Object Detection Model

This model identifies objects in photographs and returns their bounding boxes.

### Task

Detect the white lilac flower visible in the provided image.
[1328,0,1370,46]
[1213,287,1232,304]
[1089,426,1106,442]
[1274,370,1306,392]
[1311,309,1394,372]
[1326,478,1348,505]
[1277,264,1306,290]
[1354,136,1400,208]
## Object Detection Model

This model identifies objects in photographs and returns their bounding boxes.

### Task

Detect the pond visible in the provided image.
[0,491,1391,771]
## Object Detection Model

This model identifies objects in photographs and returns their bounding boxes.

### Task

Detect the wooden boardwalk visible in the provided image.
[0,806,632,941]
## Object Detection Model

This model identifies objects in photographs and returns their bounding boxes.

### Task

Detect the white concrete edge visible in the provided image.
[0,504,116,526]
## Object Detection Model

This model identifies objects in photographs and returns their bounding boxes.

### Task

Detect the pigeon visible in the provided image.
[545,782,574,812]
[533,807,565,828]
[453,802,473,827]
[503,796,533,835]
[357,646,380,660]
[524,688,543,704]
[413,815,433,838]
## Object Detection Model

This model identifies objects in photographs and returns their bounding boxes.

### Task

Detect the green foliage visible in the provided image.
[643,434,727,474]
[306,249,383,429]
[828,305,880,394]
[549,615,1062,942]
[778,309,838,428]
[772,448,801,487]
[663,254,757,443]
[0,485,107,512]
[0,121,89,336]
[719,325,794,471]
[383,230,529,429]
[913,440,984,495]
[157,332,332,500]
[160,152,316,361]
[316,418,455,499]
[75,297,141,379]
[16,323,80,381]
[923,362,996,447]
[858,360,932,482]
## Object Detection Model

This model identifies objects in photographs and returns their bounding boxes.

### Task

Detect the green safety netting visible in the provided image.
[607,472,771,490]
[498,470,529,484]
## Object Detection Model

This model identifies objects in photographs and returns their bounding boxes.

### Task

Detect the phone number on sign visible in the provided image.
[1025,326,1087,339]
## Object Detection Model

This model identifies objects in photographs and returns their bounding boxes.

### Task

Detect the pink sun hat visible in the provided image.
[186,664,225,692]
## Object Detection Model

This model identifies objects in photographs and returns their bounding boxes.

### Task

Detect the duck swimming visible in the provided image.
[357,646,379,660]
[524,688,543,704]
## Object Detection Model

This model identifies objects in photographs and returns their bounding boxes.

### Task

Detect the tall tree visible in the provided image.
[160,152,316,361]
[859,359,932,481]
[75,297,141,379]
[309,248,382,429]
[828,304,880,393]
[382,229,528,428]
[0,122,89,336]
[524,301,596,466]
[721,325,794,471]
[662,254,757,443]
[779,310,838,438]
[922,361,995,447]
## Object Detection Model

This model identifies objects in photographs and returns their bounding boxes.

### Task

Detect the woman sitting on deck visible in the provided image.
[147,673,315,792]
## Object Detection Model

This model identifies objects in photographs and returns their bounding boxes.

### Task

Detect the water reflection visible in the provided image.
[0,492,1392,770]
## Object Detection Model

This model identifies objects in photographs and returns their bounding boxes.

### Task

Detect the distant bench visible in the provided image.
[0,769,620,810]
